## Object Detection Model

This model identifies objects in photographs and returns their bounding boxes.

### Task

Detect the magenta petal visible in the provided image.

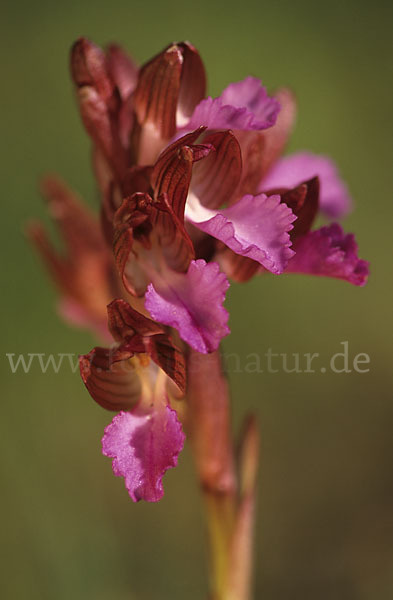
[186,193,296,274]
[220,77,281,125]
[286,223,369,286]
[145,260,230,353]
[261,152,352,219]
[186,77,280,132]
[102,405,185,502]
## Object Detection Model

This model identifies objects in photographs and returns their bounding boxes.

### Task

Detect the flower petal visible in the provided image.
[102,406,185,502]
[187,77,280,131]
[27,176,114,332]
[108,299,186,394]
[70,38,128,179]
[235,130,267,198]
[133,44,183,141]
[145,260,230,353]
[176,42,206,124]
[108,298,165,341]
[112,193,153,296]
[219,77,281,127]
[106,45,138,147]
[261,152,352,219]
[231,88,297,200]
[80,346,142,412]
[286,223,369,285]
[149,129,212,272]
[152,128,211,217]
[133,42,206,142]
[80,297,186,411]
[106,44,138,100]
[217,249,260,283]
[279,177,319,239]
[71,37,114,101]
[186,193,296,274]
[144,334,187,395]
[112,190,196,295]
[39,176,109,259]
[191,130,242,208]
[258,88,297,180]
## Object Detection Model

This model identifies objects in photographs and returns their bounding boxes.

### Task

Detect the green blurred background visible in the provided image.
[1,0,392,598]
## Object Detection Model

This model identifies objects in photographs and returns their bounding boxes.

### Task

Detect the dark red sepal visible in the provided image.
[176,41,206,121]
[106,43,138,100]
[151,127,211,217]
[109,299,186,394]
[27,175,114,325]
[80,299,186,411]
[270,176,320,240]
[145,334,186,395]
[70,37,128,179]
[112,193,153,296]
[217,246,260,283]
[71,37,114,101]
[133,42,206,139]
[191,130,242,208]
[108,298,165,342]
[79,346,141,411]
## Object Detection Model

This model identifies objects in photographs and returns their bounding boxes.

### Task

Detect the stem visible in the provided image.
[186,350,259,600]
[204,492,235,599]
[226,417,259,600]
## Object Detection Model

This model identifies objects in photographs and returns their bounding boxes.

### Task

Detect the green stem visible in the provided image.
[204,492,236,600]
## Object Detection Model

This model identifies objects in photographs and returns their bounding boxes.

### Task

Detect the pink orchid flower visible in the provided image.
[29,38,368,503]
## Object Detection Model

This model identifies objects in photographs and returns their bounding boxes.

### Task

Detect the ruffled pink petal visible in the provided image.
[286,223,369,286]
[260,152,352,219]
[186,193,296,274]
[102,405,185,502]
[145,260,230,353]
[186,77,280,132]
[220,77,281,125]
